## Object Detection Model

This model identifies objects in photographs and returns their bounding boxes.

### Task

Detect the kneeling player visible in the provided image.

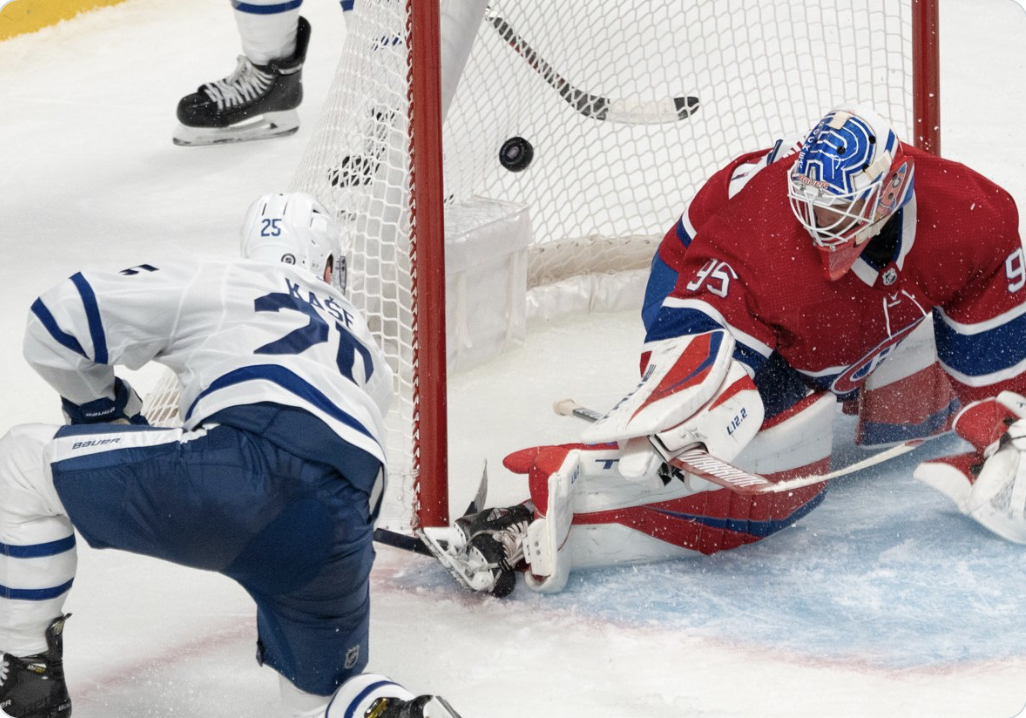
[453,103,1026,596]
[0,193,462,718]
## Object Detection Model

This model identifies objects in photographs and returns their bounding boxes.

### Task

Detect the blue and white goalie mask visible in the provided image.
[241,191,348,294]
[788,104,915,280]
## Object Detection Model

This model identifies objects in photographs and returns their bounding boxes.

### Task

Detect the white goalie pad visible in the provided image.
[582,331,735,443]
[523,449,578,593]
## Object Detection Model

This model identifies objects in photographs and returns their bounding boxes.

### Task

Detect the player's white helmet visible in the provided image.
[241,192,347,294]
[788,103,915,280]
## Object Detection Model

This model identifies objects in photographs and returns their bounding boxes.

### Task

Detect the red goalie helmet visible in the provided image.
[788,104,916,280]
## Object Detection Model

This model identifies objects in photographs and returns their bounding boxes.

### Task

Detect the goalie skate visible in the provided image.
[173,17,310,146]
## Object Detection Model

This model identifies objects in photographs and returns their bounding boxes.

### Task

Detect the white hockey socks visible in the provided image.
[233,0,301,65]
[0,425,76,656]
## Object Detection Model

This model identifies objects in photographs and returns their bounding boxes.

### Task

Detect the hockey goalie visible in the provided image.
[442,102,1026,596]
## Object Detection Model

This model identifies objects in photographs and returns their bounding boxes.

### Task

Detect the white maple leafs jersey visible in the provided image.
[23,259,393,466]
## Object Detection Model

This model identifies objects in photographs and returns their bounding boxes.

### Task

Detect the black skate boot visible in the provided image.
[173,16,311,146]
[369,694,463,718]
[454,504,533,598]
[0,615,72,718]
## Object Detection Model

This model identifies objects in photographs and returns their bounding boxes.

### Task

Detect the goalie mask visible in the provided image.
[241,192,348,294]
[788,104,915,280]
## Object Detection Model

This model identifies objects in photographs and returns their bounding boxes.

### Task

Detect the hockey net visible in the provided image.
[290,0,938,533]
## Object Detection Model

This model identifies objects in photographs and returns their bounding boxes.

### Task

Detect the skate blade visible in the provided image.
[173,110,300,146]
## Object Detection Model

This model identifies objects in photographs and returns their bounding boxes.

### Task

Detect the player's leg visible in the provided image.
[0,424,75,718]
[174,1,310,146]
[477,391,835,594]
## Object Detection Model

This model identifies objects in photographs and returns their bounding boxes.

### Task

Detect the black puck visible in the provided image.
[499,136,534,172]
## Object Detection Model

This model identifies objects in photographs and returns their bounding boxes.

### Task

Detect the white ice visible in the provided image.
[2,0,1026,716]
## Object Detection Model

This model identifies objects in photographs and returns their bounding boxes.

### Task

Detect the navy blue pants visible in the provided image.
[48,422,375,696]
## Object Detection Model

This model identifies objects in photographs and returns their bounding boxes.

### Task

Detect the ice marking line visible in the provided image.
[70,619,253,702]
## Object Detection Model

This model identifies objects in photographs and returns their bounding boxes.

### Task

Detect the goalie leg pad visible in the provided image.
[522,450,578,593]
[504,427,828,588]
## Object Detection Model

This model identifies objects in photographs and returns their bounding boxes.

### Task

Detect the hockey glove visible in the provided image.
[61,377,149,426]
[582,331,764,481]
[914,391,1026,543]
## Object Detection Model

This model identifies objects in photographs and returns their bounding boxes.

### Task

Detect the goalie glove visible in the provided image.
[60,377,148,426]
[582,330,764,481]
[914,391,1026,543]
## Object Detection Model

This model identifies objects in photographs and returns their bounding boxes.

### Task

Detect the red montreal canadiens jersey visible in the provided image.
[652,145,1026,403]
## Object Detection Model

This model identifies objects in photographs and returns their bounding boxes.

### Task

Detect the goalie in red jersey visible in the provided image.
[451,103,1026,596]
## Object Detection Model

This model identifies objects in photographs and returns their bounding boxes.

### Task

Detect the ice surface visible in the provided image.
[2,0,1026,716]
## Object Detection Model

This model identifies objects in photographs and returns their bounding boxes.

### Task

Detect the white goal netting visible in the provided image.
[291,0,920,531]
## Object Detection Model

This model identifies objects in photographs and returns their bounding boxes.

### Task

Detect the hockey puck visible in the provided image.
[499,136,534,172]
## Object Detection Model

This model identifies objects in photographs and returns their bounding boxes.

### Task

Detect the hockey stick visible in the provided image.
[486,10,700,125]
[553,398,928,496]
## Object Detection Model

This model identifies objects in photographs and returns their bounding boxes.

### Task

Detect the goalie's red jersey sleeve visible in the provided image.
[924,166,1026,402]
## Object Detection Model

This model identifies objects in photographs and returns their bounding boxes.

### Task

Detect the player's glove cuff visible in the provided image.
[61,377,149,425]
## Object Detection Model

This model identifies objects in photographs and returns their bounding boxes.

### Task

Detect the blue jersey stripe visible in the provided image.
[341,680,401,718]
[184,365,378,446]
[231,0,303,14]
[646,305,723,343]
[0,578,74,601]
[70,272,108,364]
[30,299,87,358]
[935,311,1026,377]
[0,535,75,559]
[674,216,693,248]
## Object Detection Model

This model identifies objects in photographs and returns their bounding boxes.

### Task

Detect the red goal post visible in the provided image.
[291,0,941,534]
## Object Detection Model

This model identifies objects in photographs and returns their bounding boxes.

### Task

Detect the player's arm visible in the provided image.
[595,239,777,481]
[916,184,1026,541]
[23,263,187,424]
[643,139,803,331]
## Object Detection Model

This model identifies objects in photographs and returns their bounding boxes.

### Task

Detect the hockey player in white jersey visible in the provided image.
[0,193,462,718]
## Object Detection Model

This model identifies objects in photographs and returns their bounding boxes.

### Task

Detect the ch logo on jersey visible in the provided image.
[830,317,925,394]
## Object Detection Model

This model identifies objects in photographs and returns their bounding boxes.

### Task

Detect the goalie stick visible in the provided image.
[553,398,932,496]
[486,10,701,125]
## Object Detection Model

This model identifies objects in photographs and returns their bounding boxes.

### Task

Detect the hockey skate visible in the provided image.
[415,503,532,598]
[455,504,533,597]
[0,615,72,718]
[173,16,310,146]
[368,694,463,718]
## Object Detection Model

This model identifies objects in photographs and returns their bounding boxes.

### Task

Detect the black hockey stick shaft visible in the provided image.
[486,12,699,124]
